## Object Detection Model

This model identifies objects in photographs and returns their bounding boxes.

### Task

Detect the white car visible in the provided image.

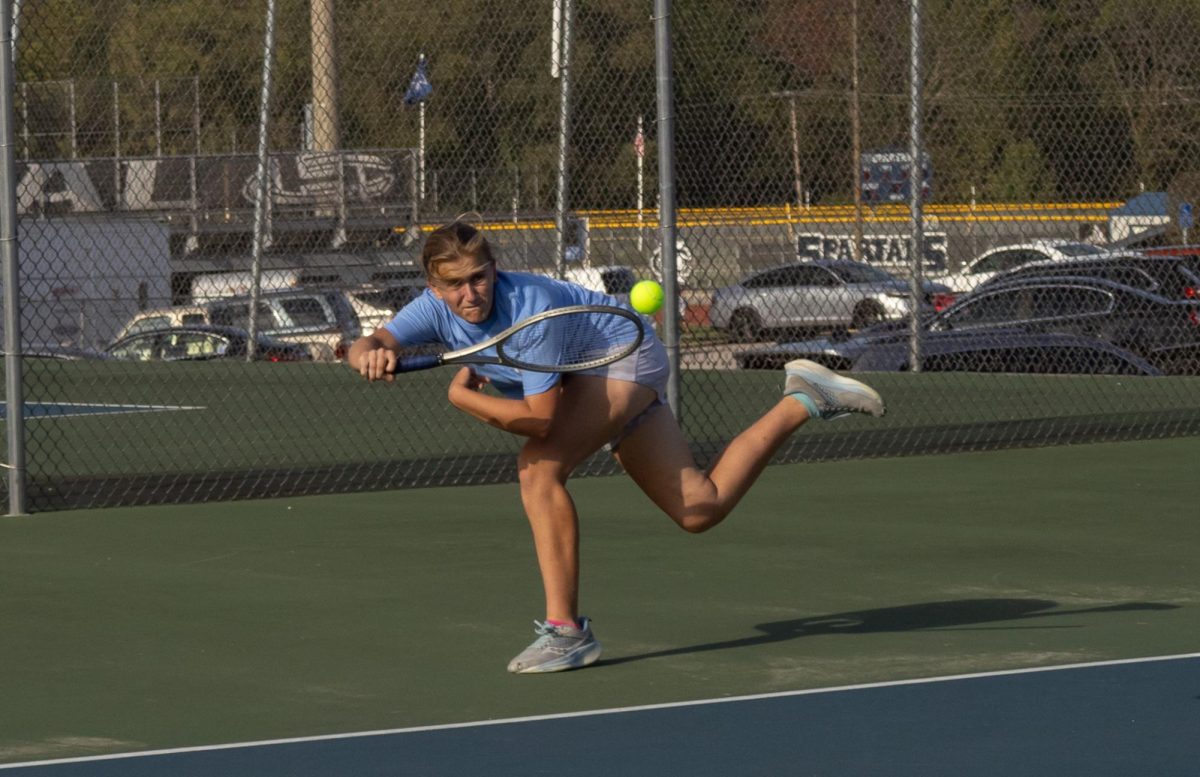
[563,265,637,300]
[562,264,689,320]
[934,240,1109,292]
[112,289,362,361]
[346,284,425,331]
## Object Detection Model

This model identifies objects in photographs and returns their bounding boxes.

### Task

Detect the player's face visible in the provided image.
[429,253,495,324]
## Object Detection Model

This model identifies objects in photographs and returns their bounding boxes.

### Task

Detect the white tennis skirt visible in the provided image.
[577,328,670,403]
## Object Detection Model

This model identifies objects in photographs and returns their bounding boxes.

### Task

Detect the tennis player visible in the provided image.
[349,220,886,674]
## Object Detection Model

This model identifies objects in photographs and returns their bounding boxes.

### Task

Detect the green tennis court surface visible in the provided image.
[2,436,1197,771]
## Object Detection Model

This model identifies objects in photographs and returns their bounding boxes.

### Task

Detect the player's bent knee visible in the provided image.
[660,478,726,533]
[517,451,570,490]
[671,507,725,534]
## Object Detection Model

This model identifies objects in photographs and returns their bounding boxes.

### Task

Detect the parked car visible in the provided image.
[105,325,314,363]
[347,284,426,331]
[1141,244,1200,259]
[851,331,1163,375]
[190,268,345,301]
[932,240,1109,292]
[359,265,426,287]
[1140,342,1200,375]
[736,276,1200,373]
[709,260,952,342]
[565,265,638,297]
[562,265,690,321]
[343,265,430,330]
[738,324,1168,376]
[929,276,1199,355]
[1,343,108,361]
[976,252,1200,300]
[735,317,924,371]
[112,288,362,361]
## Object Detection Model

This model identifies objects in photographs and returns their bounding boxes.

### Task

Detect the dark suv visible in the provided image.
[736,275,1200,374]
[932,276,1200,371]
[978,252,1200,300]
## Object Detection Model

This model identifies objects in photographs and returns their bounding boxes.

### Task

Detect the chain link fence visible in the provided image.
[3,0,1200,512]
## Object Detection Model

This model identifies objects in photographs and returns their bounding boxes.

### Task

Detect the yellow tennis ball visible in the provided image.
[630,280,665,314]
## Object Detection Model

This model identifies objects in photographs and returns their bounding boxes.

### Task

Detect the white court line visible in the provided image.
[2,651,1197,770]
[17,402,205,419]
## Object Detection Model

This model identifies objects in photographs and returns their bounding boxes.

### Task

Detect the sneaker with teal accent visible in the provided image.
[506,617,602,674]
[784,359,886,419]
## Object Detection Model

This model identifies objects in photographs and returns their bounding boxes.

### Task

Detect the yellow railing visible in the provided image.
[397,201,1122,234]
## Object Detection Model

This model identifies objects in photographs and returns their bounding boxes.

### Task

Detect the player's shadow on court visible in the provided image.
[600,598,1178,666]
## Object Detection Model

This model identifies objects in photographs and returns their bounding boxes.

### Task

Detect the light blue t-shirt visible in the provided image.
[384,270,635,398]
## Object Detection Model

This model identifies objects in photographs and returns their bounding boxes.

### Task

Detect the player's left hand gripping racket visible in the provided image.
[390,304,645,374]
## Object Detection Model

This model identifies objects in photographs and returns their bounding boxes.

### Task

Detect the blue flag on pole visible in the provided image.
[404,55,432,105]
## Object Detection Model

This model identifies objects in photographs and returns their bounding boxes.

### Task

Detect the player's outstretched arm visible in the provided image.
[347,328,402,382]
[448,373,560,439]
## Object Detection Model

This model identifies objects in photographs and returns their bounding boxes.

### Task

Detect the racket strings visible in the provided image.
[501,310,642,370]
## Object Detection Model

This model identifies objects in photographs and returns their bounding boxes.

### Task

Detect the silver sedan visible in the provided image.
[708,260,953,341]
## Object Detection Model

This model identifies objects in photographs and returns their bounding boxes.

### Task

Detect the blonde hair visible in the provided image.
[421,219,496,280]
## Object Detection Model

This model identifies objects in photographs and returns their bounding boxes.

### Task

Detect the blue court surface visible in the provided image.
[4,654,1196,776]
[0,402,203,420]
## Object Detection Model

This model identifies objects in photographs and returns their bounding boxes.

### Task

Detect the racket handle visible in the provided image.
[392,354,443,373]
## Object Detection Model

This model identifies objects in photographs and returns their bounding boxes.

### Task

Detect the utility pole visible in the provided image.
[310,0,344,244]
[310,0,340,152]
[768,90,805,250]
[787,95,802,216]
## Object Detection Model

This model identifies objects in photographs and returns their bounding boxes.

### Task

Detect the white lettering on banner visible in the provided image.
[797,232,947,271]
[240,152,397,206]
[17,163,105,214]
[124,159,192,210]
[16,154,401,216]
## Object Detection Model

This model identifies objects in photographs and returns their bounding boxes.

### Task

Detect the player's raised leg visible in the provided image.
[616,361,884,533]
[783,359,886,419]
[614,399,804,533]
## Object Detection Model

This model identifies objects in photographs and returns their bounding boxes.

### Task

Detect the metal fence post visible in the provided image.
[653,0,681,420]
[907,0,925,373]
[112,80,121,209]
[1,0,27,515]
[553,0,574,280]
[247,0,279,360]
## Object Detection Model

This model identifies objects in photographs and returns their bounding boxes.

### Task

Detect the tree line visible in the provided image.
[15,0,1200,211]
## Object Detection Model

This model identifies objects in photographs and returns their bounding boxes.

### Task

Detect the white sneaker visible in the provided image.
[784,359,886,419]
[506,617,602,674]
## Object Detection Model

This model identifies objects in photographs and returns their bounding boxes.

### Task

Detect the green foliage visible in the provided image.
[11,0,1200,207]
[987,140,1054,200]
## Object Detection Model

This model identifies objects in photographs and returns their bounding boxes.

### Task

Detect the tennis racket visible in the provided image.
[390,304,645,374]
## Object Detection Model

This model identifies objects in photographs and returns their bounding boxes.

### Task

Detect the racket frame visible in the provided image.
[392,304,645,374]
